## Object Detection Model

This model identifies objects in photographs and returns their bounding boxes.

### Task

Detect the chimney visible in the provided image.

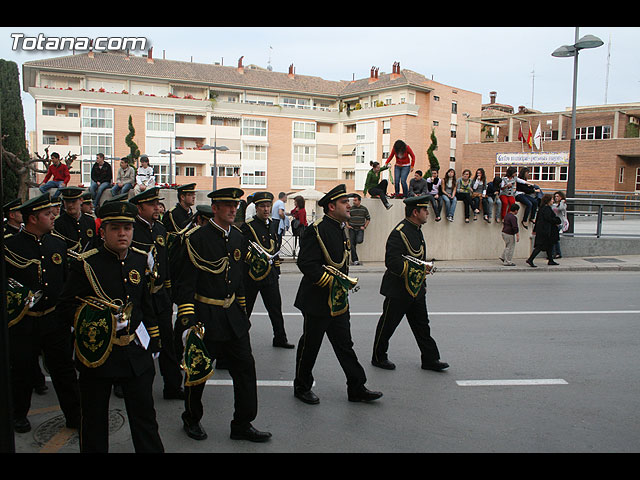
[489,91,497,104]
[391,61,401,80]
[369,66,379,83]
[88,40,94,58]
[147,47,154,63]
[237,56,244,74]
[288,63,295,79]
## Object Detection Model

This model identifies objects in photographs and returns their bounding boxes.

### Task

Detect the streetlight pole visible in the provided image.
[552,27,603,234]
[158,149,182,185]
[202,139,228,191]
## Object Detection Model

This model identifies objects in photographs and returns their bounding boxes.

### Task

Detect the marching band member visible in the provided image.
[371,195,449,372]
[53,186,97,253]
[174,187,271,443]
[57,199,164,453]
[4,193,80,433]
[130,187,185,400]
[293,184,382,405]
[3,198,23,237]
[240,191,294,349]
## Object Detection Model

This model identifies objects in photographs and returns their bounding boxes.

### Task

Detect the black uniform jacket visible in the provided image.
[162,203,192,234]
[240,216,281,285]
[4,230,68,333]
[174,219,249,341]
[3,223,21,238]
[57,245,160,377]
[294,214,351,317]
[131,215,172,313]
[53,211,97,253]
[380,218,427,300]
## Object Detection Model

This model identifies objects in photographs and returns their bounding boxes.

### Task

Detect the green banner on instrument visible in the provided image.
[405,262,427,298]
[328,277,350,317]
[6,284,32,328]
[74,304,116,368]
[181,326,214,386]
[248,245,271,282]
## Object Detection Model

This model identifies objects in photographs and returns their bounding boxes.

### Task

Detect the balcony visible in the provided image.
[38,114,81,133]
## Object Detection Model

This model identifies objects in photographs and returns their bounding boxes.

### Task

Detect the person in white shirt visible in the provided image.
[133,155,156,195]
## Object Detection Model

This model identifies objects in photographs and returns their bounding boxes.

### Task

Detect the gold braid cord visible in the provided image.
[4,246,42,282]
[313,223,349,269]
[185,237,228,274]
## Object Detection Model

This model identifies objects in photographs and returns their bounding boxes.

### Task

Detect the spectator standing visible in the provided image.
[385,140,415,198]
[500,203,520,266]
[89,153,113,208]
[551,191,568,259]
[455,169,473,223]
[39,152,70,199]
[244,194,256,221]
[441,168,457,222]
[347,194,370,265]
[271,192,288,250]
[526,194,562,267]
[425,169,442,221]
[407,170,429,197]
[364,161,392,210]
[111,158,135,197]
[470,168,489,221]
[133,155,155,195]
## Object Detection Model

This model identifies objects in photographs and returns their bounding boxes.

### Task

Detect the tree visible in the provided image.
[0,59,28,203]
[424,129,439,178]
[125,114,140,165]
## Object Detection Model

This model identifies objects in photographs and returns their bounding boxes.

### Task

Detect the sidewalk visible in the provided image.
[279,254,640,274]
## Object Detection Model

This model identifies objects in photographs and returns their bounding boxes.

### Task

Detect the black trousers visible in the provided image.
[294,311,367,394]
[184,332,258,430]
[78,366,164,453]
[155,305,184,392]
[9,316,80,422]
[245,279,289,344]
[372,295,441,365]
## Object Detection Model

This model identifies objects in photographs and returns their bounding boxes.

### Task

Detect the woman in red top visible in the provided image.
[384,140,415,198]
[290,195,308,257]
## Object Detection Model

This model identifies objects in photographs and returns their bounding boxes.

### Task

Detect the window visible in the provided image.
[292,166,314,187]
[215,166,240,177]
[146,112,174,132]
[42,108,55,116]
[293,121,315,140]
[242,119,267,137]
[576,125,611,140]
[153,165,172,185]
[451,101,457,114]
[619,167,625,183]
[242,170,266,186]
[292,145,316,188]
[82,133,112,157]
[241,144,267,187]
[636,168,640,192]
[184,166,195,176]
[433,96,440,101]
[382,120,390,134]
[282,97,311,109]
[43,135,57,145]
[82,107,113,129]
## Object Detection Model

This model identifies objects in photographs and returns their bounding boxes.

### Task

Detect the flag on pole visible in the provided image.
[533,122,542,150]
[527,124,533,150]
[518,123,525,152]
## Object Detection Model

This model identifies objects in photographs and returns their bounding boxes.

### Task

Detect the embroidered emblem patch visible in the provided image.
[87,229,94,237]
[156,235,165,247]
[233,248,241,261]
[129,269,141,285]
[52,253,62,265]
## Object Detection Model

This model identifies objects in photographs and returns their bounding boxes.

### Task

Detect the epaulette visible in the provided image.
[232,225,243,233]
[246,217,254,223]
[184,224,201,238]
[395,222,405,231]
[313,217,323,227]
[74,248,99,260]
[130,246,148,256]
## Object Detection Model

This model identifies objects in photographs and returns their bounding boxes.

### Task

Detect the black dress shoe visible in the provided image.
[526,259,537,268]
[113,384,124,398]
[547,260,559,265]
[294,388,320,405]
[371,358,396,370]
[230,425,272,443]
[14,418,31,433]
[347,387,383,403]
[163,388,185,400]
[34,384,48,395]
[273,340,295,349]
[182,412,207,440]
[422,360,450,371]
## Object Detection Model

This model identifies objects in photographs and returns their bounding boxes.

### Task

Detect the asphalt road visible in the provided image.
[12,270,640,453]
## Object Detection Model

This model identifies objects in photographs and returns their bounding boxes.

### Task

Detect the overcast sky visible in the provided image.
[2,26,639,133]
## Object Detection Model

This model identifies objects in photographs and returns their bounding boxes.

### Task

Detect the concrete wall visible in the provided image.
[354,197,533,261]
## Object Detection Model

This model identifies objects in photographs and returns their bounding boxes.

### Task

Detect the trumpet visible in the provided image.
[402,255,437,274]
[249,240,280,264]
[323,265,360,292]
[75,295,133,323]
[7,278,43,309]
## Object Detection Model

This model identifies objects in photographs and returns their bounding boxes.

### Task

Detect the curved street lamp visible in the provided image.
[202,143,229,190]
[551,28,603,234]
[158,148,182,185]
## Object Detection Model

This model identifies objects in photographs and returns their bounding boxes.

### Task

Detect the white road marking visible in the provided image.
[456,379,568,386]
[253,310,640,316]
[206,379,293,387]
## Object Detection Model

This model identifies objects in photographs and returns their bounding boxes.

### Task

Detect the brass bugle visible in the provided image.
[323,264,360,291]
[8,278,43,309]
[402,255,437,274]
[75,295,133,322]
[249,240,280,263]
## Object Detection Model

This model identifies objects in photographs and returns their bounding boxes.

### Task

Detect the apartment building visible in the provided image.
[22,50,482,197]
[460,91,640,193]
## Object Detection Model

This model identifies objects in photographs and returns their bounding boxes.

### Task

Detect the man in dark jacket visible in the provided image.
[371,195,449,372]
[89,153,113,208]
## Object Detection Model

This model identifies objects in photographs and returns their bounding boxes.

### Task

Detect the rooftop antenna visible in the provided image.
[267,46,273,71]
[604,33,611,104]
[530,65,536,109]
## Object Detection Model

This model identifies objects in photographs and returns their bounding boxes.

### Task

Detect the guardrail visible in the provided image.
[566,197,640,238]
